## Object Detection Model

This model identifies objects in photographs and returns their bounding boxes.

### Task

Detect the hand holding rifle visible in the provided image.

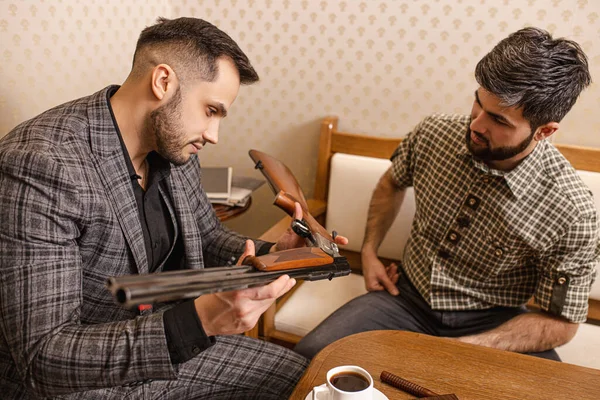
[269,202,348,253]
[195,201,348,337]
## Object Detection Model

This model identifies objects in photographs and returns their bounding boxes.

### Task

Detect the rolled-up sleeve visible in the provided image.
[534,214,599,323]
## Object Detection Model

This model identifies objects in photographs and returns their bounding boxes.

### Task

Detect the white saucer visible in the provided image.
[304,384,389,400]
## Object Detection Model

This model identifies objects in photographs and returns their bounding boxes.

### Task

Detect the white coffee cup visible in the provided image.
[312,365,374,400]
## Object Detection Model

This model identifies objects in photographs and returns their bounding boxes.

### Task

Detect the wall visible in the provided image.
[0,0,171,135]
[3,0,600,238]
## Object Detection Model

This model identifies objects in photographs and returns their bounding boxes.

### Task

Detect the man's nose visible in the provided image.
[470,112,487,135]
[203,121,220,144]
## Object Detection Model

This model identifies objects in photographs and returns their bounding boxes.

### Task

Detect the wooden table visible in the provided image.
[212,197,252,221]
[290,330,600,400]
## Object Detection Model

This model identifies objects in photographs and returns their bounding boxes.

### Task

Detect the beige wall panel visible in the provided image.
[3,0,600,237]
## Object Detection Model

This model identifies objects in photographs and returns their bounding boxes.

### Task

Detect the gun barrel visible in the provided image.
[108,257,351,308]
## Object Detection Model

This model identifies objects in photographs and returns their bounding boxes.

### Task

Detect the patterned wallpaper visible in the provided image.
[2,0,600,237]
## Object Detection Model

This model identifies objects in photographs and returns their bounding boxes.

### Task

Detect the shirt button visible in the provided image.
[153,241,158,249]
[191,346,200,355]
[494,248,503,257]
[558,277,567,285]
[446,230,461,244]
[465,195,480,211]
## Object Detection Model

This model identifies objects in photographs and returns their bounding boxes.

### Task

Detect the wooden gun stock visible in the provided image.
[243,247,333,271]
[249,149,333,241]
[248,149,310,210]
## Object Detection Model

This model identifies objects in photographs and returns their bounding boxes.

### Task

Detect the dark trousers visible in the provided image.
[294,273,560,361]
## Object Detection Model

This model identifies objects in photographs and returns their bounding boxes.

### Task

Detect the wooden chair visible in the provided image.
[249,116,403,344]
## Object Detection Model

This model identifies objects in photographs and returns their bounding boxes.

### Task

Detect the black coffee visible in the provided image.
[330,372,369,392]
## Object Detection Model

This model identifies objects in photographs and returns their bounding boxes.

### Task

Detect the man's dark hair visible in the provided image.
[132,17,259,85]
[475,27,591,131]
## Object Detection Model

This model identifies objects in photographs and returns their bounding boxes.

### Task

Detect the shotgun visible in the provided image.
[107,150,349,309]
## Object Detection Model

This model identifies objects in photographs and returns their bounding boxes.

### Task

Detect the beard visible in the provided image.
[465,122,535,162]
[148,88,190,166]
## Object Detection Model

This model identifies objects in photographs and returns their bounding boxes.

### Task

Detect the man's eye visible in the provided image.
[207,108,217,117]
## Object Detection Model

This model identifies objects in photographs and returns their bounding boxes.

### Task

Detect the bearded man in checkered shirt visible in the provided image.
[296,27,599,362]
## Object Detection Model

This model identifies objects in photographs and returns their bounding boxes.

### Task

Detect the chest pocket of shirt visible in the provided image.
[480,233,535,279]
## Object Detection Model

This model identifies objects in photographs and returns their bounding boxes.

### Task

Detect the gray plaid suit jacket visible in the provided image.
[0,86,262,398]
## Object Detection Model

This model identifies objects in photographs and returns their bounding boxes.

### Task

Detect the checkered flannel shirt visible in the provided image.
[391,114,599,323]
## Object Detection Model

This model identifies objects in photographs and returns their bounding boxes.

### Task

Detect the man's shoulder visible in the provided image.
[410,114,468,152]
[0,87,112,155]
[539,143,597,218]
[418,114,469,131]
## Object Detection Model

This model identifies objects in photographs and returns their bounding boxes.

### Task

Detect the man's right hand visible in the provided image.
[193,240,296,336]
[193,275,295,336]
[361,250,399,296]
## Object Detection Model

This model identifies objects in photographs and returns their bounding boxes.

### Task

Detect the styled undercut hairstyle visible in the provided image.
[131,17,259,85]
[475,27,591,131]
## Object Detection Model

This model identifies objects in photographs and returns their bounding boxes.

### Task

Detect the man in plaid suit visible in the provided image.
[0,17,349,399]
[296,28,599,361]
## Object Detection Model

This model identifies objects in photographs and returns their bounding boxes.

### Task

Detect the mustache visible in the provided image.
[470,129,489,145]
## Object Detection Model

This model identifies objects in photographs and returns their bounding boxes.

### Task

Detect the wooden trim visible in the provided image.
[588,299,600,323]
[244,324,259,339]
[331,131,401,160]
[306,199,327,218]
[555,144,600,173]
[270,329,303,344]
[313,116,338,203]
[260,303,276,340]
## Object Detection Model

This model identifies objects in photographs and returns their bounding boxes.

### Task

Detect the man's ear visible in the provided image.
[534,122,559,141]
[150,64,179,101]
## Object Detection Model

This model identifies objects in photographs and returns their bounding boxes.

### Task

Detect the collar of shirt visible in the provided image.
[105,86,171,187]
[457,137,547,199]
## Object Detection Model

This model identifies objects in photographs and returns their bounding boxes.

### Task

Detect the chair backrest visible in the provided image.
[326,153,415,260]
[576,170,600,301]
